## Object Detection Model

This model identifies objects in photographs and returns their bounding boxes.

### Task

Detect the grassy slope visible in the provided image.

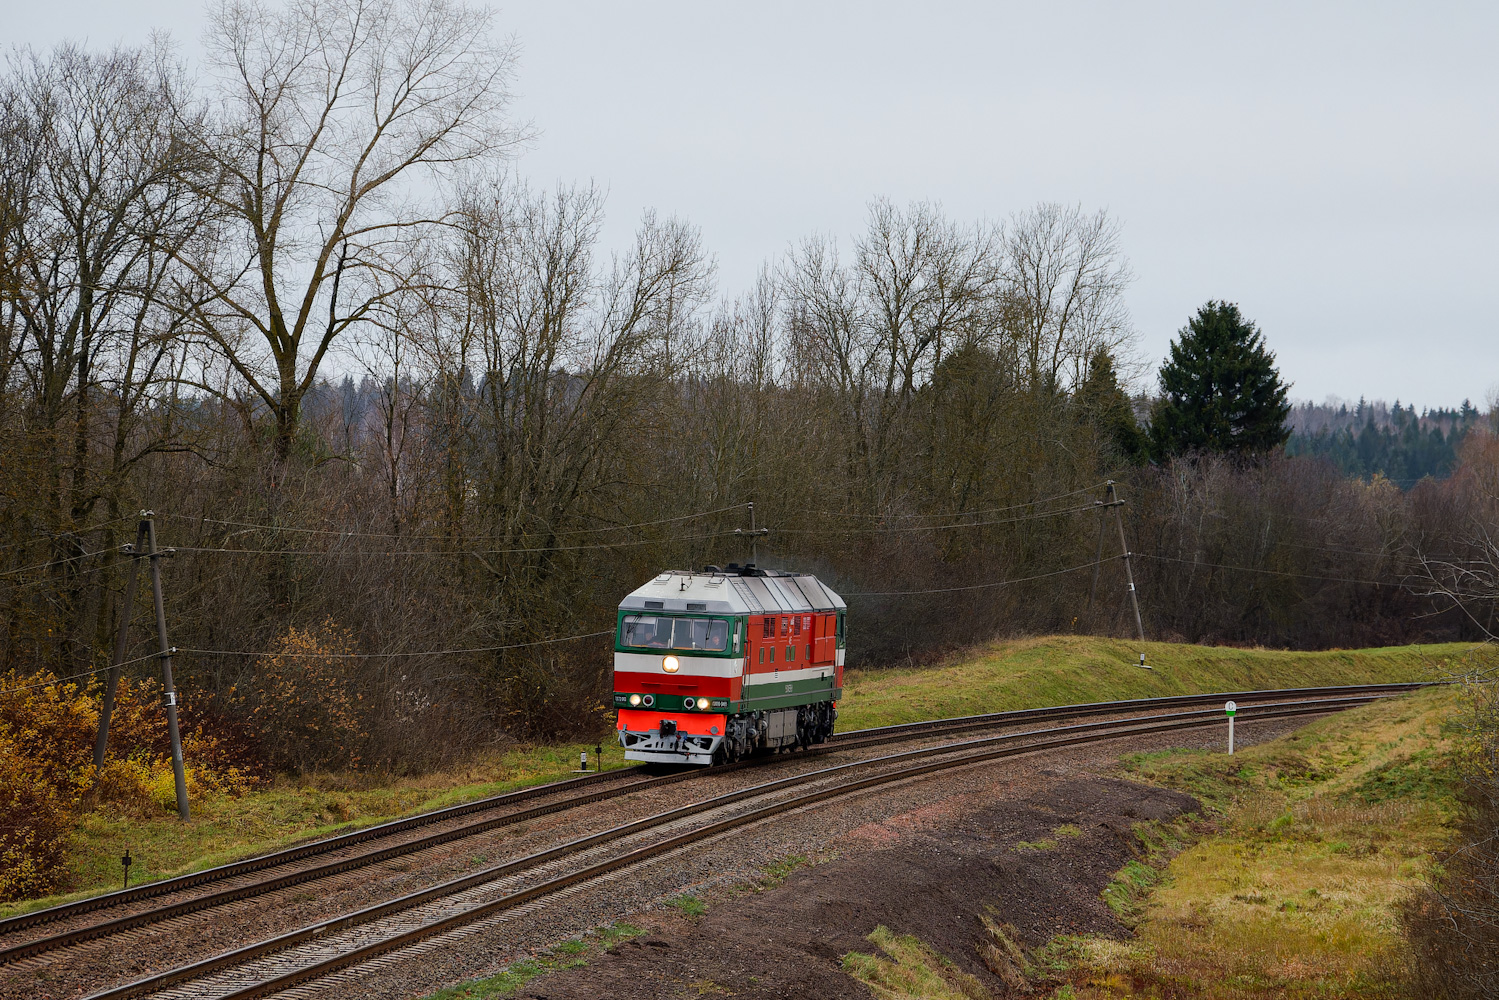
[1052,684,1465,999]
[0,741,631,919]
[4,637,1486,920]
[836,636,1482,731]
[837,664,1483,1000]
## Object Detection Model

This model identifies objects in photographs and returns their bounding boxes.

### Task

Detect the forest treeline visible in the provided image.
[1287,397,1487,483]
[2,1,1497,787]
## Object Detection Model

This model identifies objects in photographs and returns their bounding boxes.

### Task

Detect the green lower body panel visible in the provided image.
[732,675,841,713]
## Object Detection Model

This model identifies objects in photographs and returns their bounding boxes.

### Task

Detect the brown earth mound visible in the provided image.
[524,774,1198,999]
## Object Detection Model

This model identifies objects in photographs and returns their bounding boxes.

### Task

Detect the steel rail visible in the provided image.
[836,682,1431,743]
[0,682,1426,951]
[85,696,1376,1000]
[0,765,647,937]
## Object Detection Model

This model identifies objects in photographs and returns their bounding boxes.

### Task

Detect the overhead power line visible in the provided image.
[814,482,1110,520]
[173,530,736,558]
[0,652,162,696]
[783,501,1104,535]
[179,629,614,660]
[0,516,131,555]
[165,504,751,541]
[1135,553,1400,588]
[0,549,101,580]
[844,554,1123,597]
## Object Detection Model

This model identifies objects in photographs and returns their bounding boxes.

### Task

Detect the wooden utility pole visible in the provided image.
[92,519,149,773]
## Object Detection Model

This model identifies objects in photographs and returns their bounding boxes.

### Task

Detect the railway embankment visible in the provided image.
[0,637,1478,923]
[834,635,1475,730]
[837,683,1469,1000]
[1040,682,1464,999]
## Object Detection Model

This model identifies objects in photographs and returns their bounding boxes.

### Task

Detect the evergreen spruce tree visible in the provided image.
[1076,348,1146,462]
[1148,301,1291,459]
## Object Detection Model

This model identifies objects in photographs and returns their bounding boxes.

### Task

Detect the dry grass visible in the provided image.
[842,925,992,1000]
[1049,685,1462,999]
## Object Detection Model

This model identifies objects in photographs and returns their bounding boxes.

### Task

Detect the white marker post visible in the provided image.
[1225,701,1237,754]
[580,751,588,772]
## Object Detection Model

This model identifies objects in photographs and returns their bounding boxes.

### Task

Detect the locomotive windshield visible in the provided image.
[621,615,729,652]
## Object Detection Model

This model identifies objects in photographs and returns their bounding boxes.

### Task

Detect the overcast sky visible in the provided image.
[11,1,1498,409]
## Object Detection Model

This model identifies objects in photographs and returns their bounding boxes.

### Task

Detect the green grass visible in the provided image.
[835,636,1487,732]
[0,740,631,919]
[665,892,707,918]
[1017,823,1085,852]
[842,925,991,1000]
[756,853,812,888]
[421,923,642,999]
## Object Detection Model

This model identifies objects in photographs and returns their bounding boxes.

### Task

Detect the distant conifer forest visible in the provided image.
[1286,398,1486,484]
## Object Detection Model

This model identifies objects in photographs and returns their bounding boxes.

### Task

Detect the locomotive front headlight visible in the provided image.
[628,693,641,707]
[662,655,680,673]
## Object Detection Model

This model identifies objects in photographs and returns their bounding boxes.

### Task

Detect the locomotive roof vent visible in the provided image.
[703,565,721,573]
[645,600,664,609]
[686,602,707,611]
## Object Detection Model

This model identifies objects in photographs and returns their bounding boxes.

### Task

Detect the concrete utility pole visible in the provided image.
[734,502,770,564]
[1106,481,1146,643]
[93,519,149,773]
[145,515,190,821]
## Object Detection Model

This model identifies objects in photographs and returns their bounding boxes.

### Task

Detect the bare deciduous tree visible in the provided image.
[0,42,208,665]
[1002,202,1134,393]
[186,0,525,466]
[786,200,1001,508]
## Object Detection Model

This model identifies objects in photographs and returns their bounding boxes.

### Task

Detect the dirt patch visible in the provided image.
[518,774,1198,999]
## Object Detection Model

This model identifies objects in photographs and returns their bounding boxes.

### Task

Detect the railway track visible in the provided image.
[58,690,1392,1000]
[0,682,1423,973]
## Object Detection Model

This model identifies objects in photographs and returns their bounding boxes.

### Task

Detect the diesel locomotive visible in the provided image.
[613,563,846,765]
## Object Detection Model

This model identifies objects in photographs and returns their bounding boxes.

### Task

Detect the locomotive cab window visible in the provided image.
[620,615,671,648]
[620,616,730,652]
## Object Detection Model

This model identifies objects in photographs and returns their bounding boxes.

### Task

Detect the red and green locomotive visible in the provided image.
[613,563,847,765]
